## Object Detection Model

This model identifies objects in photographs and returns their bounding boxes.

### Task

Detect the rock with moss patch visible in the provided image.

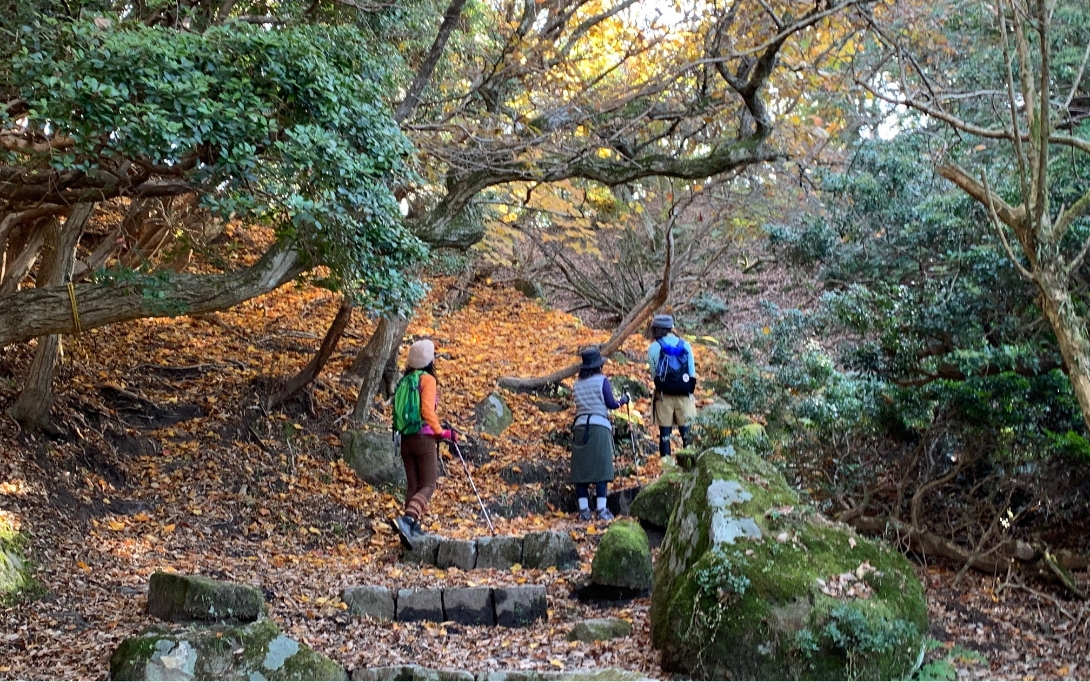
[566,618,632,642]
[475,393,514,436]
[650,445,927,680]
[341,428,406,489]
[0,517,35,603]
[352,665,474,680]
[630,464,690,529]
[147,572,266,623]
[609,376,650,399]
[109,618,347,680]
[476,669,650,681]
[585,520,652,598]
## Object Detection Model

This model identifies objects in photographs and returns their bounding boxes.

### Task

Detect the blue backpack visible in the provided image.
[655,338,693,396]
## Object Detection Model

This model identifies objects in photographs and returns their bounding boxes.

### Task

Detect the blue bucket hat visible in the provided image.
[651,314,674,330]
[578,347,606,370]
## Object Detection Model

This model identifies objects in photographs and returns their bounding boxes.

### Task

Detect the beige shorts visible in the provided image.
[653,393,697,427]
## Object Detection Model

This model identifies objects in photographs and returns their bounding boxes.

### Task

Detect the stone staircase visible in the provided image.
[402,530,578,571]
[340,584,546,627]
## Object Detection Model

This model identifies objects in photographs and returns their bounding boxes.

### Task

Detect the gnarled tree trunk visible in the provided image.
[0,217,48,296]
[351,315,410,421]
[0,243,304,346]
[267,299,353,409]
[8,203,95,432]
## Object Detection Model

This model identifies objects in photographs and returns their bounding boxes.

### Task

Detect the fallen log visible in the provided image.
[846,515,1089,598]
[497,229,674,393]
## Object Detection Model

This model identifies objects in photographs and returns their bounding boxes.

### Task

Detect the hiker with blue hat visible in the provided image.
[570,346,630,521]
[648,314,696,458]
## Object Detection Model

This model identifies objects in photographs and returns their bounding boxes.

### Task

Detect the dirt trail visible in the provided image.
[0,271,1084,679]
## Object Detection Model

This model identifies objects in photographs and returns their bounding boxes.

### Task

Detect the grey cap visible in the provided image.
[651,314,674,329]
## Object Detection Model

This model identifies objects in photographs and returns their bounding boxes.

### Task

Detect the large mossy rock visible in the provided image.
[588,520,652,597]
[650,446,927,680]
[475,393,513,436]
[0,516,34,603]
[341,428,406,489]
[148,572,266,623]
[110,619,347,680]
[630,462,690,529]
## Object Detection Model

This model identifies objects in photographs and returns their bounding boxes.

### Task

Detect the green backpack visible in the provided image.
[392,370,424,435]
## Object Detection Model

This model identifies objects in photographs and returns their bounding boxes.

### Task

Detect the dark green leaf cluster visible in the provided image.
[6,14,427,311]
[725,137,1088,461]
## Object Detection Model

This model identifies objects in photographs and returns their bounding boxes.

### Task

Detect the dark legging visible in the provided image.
[658,425,692,458]
[401,433,438,521]
[576,482,607,499]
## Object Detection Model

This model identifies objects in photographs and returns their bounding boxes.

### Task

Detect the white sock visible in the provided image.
[596,497,607,511]
[578,497,589,511]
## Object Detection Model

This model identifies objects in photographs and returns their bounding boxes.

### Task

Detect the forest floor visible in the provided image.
[1,236,1089,679]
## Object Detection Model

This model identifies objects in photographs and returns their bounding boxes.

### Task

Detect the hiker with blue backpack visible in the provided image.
[648,314,696,458]
[571,347,631,522]
[389,339,456,549]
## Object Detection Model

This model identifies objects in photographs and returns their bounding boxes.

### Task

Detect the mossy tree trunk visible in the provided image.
[8,203,94,432]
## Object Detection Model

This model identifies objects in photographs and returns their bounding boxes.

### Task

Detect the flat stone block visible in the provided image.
[442,587,495,626]
[341,585,395,622]
[401,534,442,566]
[566,618,632,642]
[606,486,642,517]
[352,665,474,680]
[475,535,523,570]
[436,539,477,571]
[396,588,444,623]
[521,531,578,570]
[493,585,546,628]
[147,571,265,623]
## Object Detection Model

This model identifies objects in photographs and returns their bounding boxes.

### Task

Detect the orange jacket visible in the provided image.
[418,372,442,435]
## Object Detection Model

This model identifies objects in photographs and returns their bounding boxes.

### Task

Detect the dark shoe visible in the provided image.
[391,515,416,550]
[597,508,615,522]
[409,518,427,538]
[578,509,593,522]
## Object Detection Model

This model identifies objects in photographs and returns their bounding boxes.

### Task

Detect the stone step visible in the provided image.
[402,531,578,572]
[351,665,650,681]
[341,584,546,628]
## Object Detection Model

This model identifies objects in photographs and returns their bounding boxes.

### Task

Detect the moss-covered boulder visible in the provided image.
[148,572,266,623]
[587,520,652,598]
[341,428,406,489]
[650,445,927,680]
[475,393,514,436]
[110,618,347,680]
[0,515,36,604]
[629,462,690,529]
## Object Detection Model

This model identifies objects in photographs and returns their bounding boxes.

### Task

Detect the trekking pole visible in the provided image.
[624,393,640,466]
[446,435,496,535]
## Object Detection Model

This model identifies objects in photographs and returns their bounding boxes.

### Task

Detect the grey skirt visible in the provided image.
[571,423,615,484]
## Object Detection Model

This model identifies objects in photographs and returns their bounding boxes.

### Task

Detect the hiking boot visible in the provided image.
[597,508,615,522]
[578,509,593,522]
[391,515,416,550]
[409,517,427,539]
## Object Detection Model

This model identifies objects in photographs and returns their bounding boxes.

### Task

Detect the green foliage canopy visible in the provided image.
[2,14,426,311]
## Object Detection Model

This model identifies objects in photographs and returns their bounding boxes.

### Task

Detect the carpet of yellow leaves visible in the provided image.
[0,240,721,679]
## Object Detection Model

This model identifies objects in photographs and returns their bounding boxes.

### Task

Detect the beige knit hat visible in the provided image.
[407,339,435,369]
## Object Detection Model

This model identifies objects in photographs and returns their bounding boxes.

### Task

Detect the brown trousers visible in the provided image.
[401,433,438,521]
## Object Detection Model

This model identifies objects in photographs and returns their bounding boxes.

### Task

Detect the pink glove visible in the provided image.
[440,429,456,442]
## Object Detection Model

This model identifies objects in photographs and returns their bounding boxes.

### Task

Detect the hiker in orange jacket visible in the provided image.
[391,339,455,548]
